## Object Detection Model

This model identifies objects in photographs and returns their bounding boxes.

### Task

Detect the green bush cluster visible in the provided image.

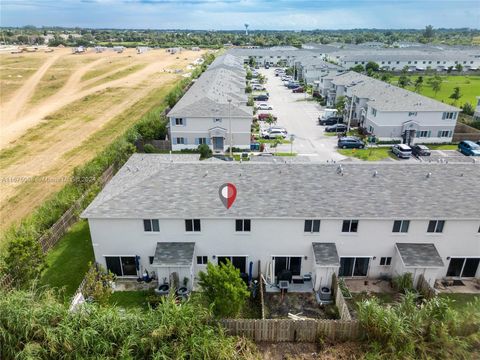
[0,53,216,288]
[0,289,256,360]
[357,292,480,359]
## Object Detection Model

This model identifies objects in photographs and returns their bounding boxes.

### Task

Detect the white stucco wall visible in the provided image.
[88,218,480,286]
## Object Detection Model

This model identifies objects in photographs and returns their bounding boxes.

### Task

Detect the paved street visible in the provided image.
[257,68,347,162]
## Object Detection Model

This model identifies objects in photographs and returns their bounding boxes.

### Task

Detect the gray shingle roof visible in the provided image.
[312,243,340,267]
[81,154,480,220]
[167,54,252,119]
[153,242,195,266]
[334,71,460,112]
[395,243,444,268]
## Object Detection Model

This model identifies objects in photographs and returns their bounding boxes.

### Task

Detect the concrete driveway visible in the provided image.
[257,68,346,162]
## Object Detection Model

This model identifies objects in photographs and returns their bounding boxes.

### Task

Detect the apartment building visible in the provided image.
[327,71,461,144]
[168,54,252,152]
[81,155,480,292]
[294,56,344,84]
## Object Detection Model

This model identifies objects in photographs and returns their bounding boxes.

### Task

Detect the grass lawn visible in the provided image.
[425,144,458,150]
[338,147,396,161]
[109,291,150,309]
[438,293,480,313]
[39,220,94,298]
[390,75,480,107]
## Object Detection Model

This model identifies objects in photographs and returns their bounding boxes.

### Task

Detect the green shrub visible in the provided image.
[198,143,212,160]
[198,260,249,318]
[143,143,156,153]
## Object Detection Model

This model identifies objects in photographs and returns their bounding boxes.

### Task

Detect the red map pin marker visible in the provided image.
[219,183,237,209]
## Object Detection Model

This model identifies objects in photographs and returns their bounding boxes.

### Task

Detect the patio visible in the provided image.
[435,279,480,294]
[343,278,396,294]
[265,280,314,293]
[113,278,157,292]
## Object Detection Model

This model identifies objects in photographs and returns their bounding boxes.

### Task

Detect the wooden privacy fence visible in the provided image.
[453,122,480,142]
[220,319,361,342]
[38,165,115,253]
[0,274,14,290]
[332,274,352,321]
[416,274,437,299]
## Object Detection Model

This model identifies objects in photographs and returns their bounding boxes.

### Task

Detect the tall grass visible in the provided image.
[357,292,480,359]
[0,288,257,360]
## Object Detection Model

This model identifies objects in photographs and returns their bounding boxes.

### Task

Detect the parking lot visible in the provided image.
[256,68,347,161]
[418,150,477,163]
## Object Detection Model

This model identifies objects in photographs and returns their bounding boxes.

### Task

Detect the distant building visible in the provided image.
[167,54,252,152]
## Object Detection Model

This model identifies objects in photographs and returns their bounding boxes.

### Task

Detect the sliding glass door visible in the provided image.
[447,258,480,278]
[105,256,137,277]
[339,257,370,277]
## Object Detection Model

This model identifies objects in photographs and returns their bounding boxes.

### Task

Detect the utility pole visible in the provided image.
[228,99,233,157]
[347,94,355,133]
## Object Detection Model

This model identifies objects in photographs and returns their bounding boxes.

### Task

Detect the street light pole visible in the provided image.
[228,99,232,157]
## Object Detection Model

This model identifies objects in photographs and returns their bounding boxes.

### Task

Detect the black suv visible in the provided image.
[319,116,344,126]
[325,123,348,133]
[253,94,269,101]
[411,144,431,156]
[337,136,365,149]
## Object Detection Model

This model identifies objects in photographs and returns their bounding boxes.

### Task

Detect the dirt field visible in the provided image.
[0,47,206,233]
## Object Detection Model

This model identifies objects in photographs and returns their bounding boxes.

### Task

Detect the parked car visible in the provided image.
[319,116,344,126]
[325,123,348,133]
[252,85,266,91]
[254,94,269,101]
[476,140,480,146]
[411,144,431,156]
[261,126,287,139]
[292,86,304,93]
[337,136,365,149]
[319,108,338,121]
[256,103,273,111]
[287,83,300,89]
[265,64,270,69]
[392,144,413,159]
[257,113,277,121]
[458,140,480,156]
[263,129,287,139]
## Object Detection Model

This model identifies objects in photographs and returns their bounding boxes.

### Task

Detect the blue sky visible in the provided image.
[1,0,479,30]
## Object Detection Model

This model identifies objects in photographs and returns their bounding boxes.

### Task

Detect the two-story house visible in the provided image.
[168,54,253,152]
[81,155,480,292]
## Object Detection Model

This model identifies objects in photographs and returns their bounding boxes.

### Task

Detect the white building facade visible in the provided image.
[82,156,480,292]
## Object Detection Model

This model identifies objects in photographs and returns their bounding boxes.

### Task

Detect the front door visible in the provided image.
[213,137,224,151]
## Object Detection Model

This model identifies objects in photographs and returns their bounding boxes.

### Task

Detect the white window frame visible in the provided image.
[392,220,409,233]
[427,220,445,233]
[175,118,184,126]
[176,137,185,145]
[342,220,359,233]
[143,219,160,232]
[196,256,208,265]
[304,219,321,233]
[380,257,392,266]
[235,219,251,232]
[185,219,201,232]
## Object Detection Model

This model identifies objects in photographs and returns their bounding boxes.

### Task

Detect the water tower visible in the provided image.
[244,23,249,36]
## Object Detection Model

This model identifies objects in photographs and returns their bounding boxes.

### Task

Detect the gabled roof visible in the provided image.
[82,154,480,220]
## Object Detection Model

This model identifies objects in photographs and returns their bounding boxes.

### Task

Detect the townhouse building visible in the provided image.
[326,71,461,144]
[82,155,480,292]
[168,54,252,152]
[294,57,344,84]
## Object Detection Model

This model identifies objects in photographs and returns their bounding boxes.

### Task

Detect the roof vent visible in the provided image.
[336,165,344,175]
[426,172,431,178]
[373,170,378,177]
[204,171,208,177]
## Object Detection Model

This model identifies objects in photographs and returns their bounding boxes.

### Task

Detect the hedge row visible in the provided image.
[1,53,216,252]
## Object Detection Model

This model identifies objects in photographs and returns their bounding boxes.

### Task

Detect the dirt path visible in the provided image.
[0,52,61,128]
[0,50,197,148]
[0,48,206,231]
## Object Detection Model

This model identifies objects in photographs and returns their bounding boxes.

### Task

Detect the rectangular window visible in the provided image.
[304,219,320,233]
[380,257,392,266]
[427,220,445,233]
[392,220,409,233]
[185,219,201,232]
[342,220,359,233]
[143,219,159,232]
[175,118,184,125]
[176,137,185,145]
[236,219,251,232]
[371,108,377,116]
[438,130,451,138]
[442,112,455,120]
[408,112,417,116]
[149,256,154,265]
[198,137,207,145]
[418,130,429,138]
[214,118,222,123]
[197,256,208,265]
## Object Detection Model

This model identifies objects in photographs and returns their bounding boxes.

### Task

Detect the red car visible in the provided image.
[292,86,304,93]
[257,113,277,121]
